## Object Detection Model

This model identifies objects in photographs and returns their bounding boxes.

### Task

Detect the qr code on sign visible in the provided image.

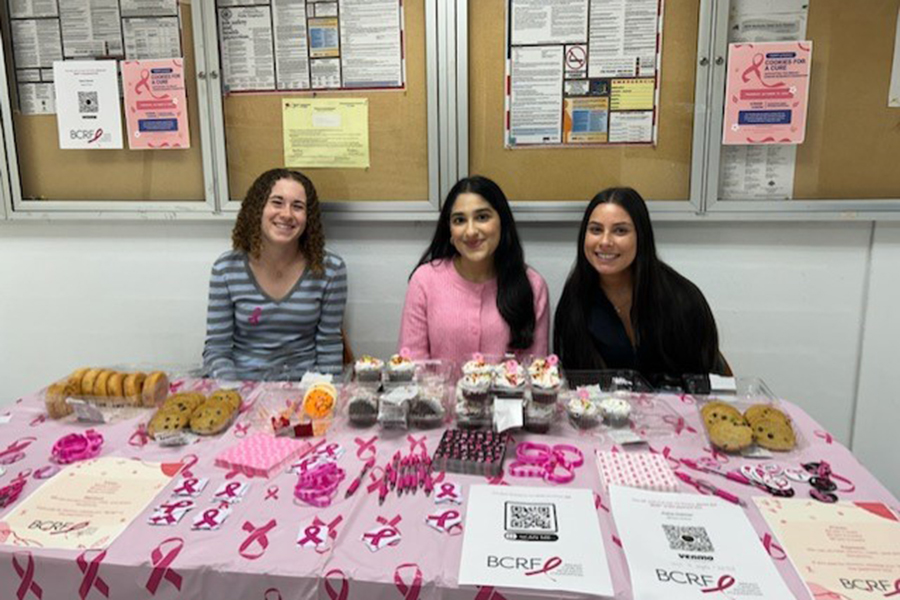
[78,91,98,114]
[504,502,557,533]
[662,525,714,553]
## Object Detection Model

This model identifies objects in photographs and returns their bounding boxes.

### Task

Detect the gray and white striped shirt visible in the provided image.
[202,249,348,380]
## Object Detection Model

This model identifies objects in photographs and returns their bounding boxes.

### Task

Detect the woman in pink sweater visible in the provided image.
[397,176,549,365]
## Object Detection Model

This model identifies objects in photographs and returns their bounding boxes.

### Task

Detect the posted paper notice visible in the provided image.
[723,41,812,145]
[283,98,369,168]
[458,485,614,597]
[53,59,123,149]
[122,59,190,149]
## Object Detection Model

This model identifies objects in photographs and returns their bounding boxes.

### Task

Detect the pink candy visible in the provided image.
[52,430,104,465]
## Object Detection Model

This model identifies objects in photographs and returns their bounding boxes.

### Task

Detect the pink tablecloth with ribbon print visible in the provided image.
[0,383,897,600]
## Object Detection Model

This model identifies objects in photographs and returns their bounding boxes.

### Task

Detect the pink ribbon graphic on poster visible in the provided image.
[723,42,812,145]
[122,59,190,150]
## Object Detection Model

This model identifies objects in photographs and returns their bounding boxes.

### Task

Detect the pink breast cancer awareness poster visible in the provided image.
[723,41,812,145]
[122,59,190,150]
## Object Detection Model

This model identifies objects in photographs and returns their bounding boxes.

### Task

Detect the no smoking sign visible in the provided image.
[565,44,587,78]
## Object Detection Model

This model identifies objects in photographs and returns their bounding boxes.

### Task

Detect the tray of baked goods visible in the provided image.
[43,366,177,421]
[699,398,802,455]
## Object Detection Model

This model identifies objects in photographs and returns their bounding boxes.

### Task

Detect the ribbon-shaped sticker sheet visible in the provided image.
[192,506,232,531]
[172,476,209,498]
[425,509,462,534]
[212,481,250,504]
[361,515,402,552]
[434,482,462,505]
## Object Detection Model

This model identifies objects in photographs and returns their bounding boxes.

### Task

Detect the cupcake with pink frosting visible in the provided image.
[528,355,562,405]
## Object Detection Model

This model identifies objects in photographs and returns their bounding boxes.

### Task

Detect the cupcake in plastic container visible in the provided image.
[462,353,495,378]
[528,355,562,404]
[523,399,554,434]
[599,396,632,428]
[354,355,384,383]
[386,349,416,382]
[493,359,526,399]
[459,371,492,405]
[567,388,600,429]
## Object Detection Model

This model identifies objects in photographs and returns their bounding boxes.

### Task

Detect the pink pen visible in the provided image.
[676,471,746,507]
[681,458,751,486]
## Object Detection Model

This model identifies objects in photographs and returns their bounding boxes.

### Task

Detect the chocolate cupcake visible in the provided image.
[354,355,384,383]
[528,356,562,405]
[566,394,600,429]
[493,360,526,399]
[387,353,416,382]
[523,400,554,434]
[600,396,632,428]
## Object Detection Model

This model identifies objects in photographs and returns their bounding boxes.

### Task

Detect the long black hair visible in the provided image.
[412,176,536,350]
[553,187,720,375]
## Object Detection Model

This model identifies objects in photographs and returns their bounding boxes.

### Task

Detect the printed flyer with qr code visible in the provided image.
[610,486,793,599]
[458,485,614,596]
[53,60,123,149]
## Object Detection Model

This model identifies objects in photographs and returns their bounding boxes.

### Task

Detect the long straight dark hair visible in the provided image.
[553,187,720,374]
[412,176,536,350]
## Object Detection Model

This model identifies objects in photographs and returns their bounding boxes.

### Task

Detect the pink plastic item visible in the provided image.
[294,462,345,507]
[215,433,311,478]
[51,430,103,464]
[507,442,584,485]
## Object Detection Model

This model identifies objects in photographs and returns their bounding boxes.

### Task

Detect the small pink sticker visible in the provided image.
[399,347,411,360]
[547,355,559,366]
[472,353,484,363]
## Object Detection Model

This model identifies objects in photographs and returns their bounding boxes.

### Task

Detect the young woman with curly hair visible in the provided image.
[203,168,347,380]
[398,175,549,364]
[554,187,724,384]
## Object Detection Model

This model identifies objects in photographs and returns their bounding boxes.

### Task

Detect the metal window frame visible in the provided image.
[452,0,714,221]
[0,0,221,220]
[703,0,900,220]
[213,0,444,219]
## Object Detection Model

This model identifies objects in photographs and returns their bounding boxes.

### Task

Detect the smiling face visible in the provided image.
[260,178,307,249]
[448,192,501,268]
[583,202,638,280]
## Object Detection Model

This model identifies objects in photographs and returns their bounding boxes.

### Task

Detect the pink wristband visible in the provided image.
[52,430,104,464]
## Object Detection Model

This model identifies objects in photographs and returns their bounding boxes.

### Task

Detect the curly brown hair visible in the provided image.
[231,168,326,276]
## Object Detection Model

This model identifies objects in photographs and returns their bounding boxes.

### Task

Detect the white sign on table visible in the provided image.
[458,485,614,597]
[610,485,793,599]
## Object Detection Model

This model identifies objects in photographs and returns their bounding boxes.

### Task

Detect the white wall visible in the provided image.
[0,217,894,496]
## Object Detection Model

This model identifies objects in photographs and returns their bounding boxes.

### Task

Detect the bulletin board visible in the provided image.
[468,0,700,202]
[222,1,430,203]
[2,1,206,202]
[793,0,900,200]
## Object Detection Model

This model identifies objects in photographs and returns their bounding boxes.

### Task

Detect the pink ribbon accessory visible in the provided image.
[508,442,584,485]
[294,462,345,507]
[191,506,232,530]
[213,481,250,504]
[434,481,463,505]
[172,476,208,497]
[362,515,402,552]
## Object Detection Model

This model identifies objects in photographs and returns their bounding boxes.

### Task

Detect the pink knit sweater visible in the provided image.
[397,260,550,365]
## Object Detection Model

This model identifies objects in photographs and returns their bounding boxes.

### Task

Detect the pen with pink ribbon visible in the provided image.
[681,458,751,486]
[676,471,746,507]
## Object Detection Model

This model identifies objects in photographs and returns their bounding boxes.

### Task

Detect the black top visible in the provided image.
[588,292,642,369]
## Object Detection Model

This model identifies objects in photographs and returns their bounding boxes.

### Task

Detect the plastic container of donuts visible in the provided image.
[697,396,805,456]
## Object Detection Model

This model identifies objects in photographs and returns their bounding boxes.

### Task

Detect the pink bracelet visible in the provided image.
[294,462,345,507]
[509,442,584,485]
[52,430,104,464]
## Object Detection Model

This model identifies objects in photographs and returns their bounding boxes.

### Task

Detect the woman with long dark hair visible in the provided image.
[398,176,549,363]
[554,187,723,380]
[203,168,347,380]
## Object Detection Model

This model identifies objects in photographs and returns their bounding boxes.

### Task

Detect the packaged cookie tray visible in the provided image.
[148,386,245,442]
[350,358,455,386]
[697,398,805,455]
